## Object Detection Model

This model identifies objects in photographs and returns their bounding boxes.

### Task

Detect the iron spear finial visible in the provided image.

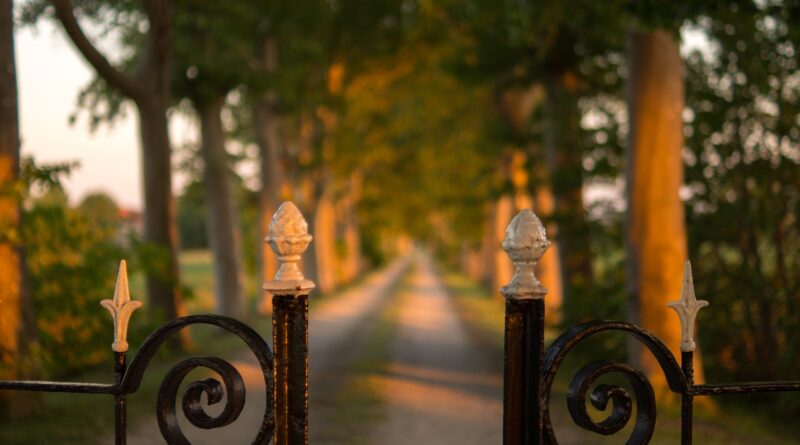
[500,209,550,300]
[101,260,143,353]
[667,261,709,352]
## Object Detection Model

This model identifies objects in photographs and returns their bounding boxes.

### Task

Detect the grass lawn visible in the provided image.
[178,249,262,313]
[439,267,800,445]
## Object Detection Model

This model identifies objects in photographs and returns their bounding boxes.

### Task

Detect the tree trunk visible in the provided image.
[480,200,496,289]
[539,28,593,307]
[0,0,20,380]
[542,73,593,305]
[137,99,184,325]
[196,97,244,319]
[0,0,38,414]
[253,37,285,288]
[52,0,185,337]
[339,174,362,283]
[313,192,337,294]
[490,195,515,297]
[254,98,283,283]
[534,186,564,324]
[626,30,702,389]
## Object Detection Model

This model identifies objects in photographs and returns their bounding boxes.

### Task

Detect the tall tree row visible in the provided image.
[196,95,244,317]
[171,0,254,318]
[539,29,594,303]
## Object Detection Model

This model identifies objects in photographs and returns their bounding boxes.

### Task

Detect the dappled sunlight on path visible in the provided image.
[369,253,503,444]
[373,363,501,424]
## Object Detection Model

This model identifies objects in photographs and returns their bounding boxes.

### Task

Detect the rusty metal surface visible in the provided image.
[273,293,309,445]
[503,299,544,445]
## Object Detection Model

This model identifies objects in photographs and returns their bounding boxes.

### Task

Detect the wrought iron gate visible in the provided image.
[1,201,799,444]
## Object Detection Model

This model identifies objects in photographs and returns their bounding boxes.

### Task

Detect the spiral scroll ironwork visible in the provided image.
[121,315,276,445]
[542,320,687,444]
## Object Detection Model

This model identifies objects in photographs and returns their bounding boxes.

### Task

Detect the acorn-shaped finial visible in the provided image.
[264,201,316,296]
[500,209,550,300]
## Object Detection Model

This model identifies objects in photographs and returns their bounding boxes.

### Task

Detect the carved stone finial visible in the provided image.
[263,201,316,296]
[500,209,550,300]
[667,261,709,352]
[101,260,143,353]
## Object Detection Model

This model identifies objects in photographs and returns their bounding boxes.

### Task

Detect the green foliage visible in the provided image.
[682,2,800,408]
[76,191,120,230]
[24,201,127,374]
[236,184,261,278]
[3,160,147,376]
[333,44,497,257]
[176,181,208,250]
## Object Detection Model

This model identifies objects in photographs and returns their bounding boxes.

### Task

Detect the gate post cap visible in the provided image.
[263,201,316,296]
[500,209,550,300]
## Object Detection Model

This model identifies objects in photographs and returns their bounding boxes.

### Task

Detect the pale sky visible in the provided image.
[16,21,146,210]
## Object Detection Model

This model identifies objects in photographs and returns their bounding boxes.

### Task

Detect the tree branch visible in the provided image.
[50,0,144,101]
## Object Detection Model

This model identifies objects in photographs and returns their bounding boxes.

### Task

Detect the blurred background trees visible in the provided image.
[1,0,799,423]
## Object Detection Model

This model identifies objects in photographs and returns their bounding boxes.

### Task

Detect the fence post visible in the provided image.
[100,260,142,445]
[501,210,550,445]
[667,261,708,445]
[264,202,316,445]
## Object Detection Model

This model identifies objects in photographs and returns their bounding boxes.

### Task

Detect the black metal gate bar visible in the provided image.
[690,381,800,395]
[499,209,550,445]
[502,298,544,445]
[0,380,117,393]
[680,350,694,445]
[272,293,310,445]
[263,201,316,445]
[114,351,128,445]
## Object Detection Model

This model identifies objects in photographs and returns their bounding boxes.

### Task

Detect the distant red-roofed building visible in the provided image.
[117,207,143,245]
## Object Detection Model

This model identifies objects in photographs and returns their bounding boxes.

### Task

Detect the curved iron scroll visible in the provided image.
[123,315,276,445]
[542,320,687,444]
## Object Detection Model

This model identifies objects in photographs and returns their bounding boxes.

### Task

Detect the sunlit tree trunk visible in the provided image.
[297,113,325,288]
[196,97,244,318]
[496,85,565,318]
[0,0,38,414]
[459,243,482,283]
[339,174,362,283]
[627,30,703,388]
[491,195,515,297]
[314,191,337,294]
[480,201,496,289]
[534,186,564,324]
[0,0,21,384]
